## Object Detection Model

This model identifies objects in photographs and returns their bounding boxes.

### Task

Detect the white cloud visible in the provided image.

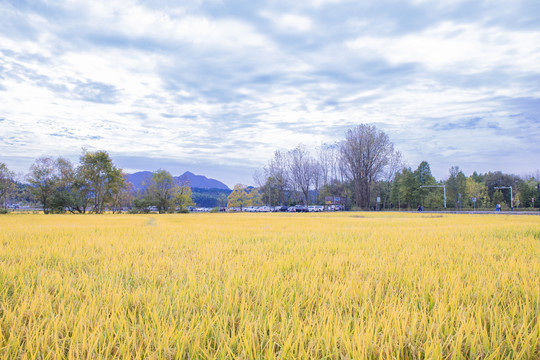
[308,0,351,8]
[63,1,274,51]
[347,21,540,74]
[261,12,313,32]
[411,0,469,6]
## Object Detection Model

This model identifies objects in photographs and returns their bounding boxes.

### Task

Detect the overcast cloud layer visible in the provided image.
[1,0,539,186]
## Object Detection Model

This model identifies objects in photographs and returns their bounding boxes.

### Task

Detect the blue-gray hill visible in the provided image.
[126,171,230,191]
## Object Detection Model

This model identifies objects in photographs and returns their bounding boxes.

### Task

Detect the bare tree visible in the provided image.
[318,143,339,189]
[318,142,343,200]
[253,168,270,205]
[287,145,314,206]
[379,151,403,209]
[340,124,395,208]
[268,150,289,206]
[311,159,323,204]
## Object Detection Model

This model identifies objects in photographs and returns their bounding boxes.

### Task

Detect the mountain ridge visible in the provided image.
[126,171,230,191]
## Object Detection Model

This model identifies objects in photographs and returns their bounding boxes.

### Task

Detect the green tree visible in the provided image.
[27,157,84,214]
[516,179,537,208]
[423,188,444,209]
[49,157,91,214]
[78,150,126,214]
[399,168,417,209]
[145,169,177,213]
[227,184,248,210]
[414,161,437,207]
[0,163,15,209]
[27,157,59,214]
[492,190,505,209]
[109,172,132,213]
[470,171,484,183]
[132,198,154,213]
[389,167,419,209]
[446,166,467,209]
[371,180,391,209]
[483,171,521,206]
[390,171,402,209]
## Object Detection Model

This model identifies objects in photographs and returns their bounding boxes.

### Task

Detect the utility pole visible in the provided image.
[420,185,446,208]
[494,186,513,210]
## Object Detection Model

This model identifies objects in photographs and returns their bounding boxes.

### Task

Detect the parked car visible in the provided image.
[294,205,308,212]
[328,205,345,211]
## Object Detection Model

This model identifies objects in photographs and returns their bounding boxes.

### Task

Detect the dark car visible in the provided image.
[294,205,308,212]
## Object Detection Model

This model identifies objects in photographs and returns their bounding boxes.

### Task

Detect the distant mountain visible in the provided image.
[178,171,229,190]
[126,171,230,191]
[126,171,153,191]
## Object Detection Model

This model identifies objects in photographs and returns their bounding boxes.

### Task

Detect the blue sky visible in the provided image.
[1,0,539,187]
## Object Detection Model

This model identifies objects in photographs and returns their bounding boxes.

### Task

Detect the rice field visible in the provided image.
[0,212,539,359]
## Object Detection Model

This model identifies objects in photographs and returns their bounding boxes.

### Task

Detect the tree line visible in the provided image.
[0,150,194,214]
[2,124,539,213]
[391,164,539,210]
[250,124,540,210]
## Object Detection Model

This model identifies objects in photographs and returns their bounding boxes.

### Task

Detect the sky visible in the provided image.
[1,0,539,188]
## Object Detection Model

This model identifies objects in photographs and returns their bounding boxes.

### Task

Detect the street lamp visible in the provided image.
[494,186,513,210]
[420,185,446,208]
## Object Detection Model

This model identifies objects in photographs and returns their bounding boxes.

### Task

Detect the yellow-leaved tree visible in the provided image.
[246,187,262,206]
[227,184,247,211]
[465,177,489,208]
[175,178,195,212]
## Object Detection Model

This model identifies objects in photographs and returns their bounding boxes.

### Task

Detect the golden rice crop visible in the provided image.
[0,212,539,359]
